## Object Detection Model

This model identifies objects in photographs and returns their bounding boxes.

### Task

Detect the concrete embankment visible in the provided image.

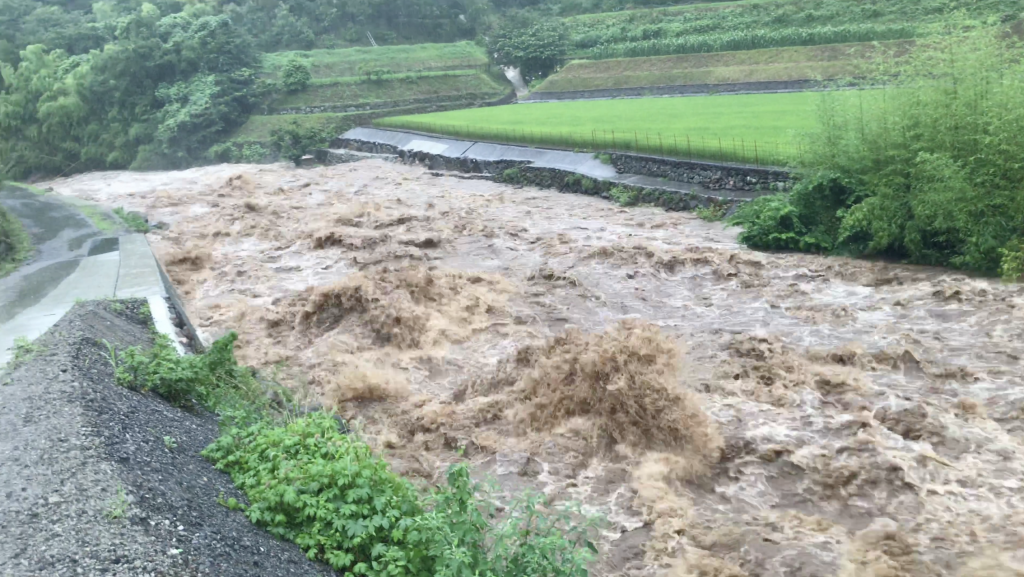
[327,127,789,212]
[0,185,191,365]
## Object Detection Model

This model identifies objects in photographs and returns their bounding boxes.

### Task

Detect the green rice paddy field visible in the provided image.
[376,91,852,165]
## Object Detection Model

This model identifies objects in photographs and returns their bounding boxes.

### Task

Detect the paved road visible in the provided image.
[0,185,176,366]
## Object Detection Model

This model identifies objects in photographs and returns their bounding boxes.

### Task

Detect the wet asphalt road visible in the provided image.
[0,184,110,324]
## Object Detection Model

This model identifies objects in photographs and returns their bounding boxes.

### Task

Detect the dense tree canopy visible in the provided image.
[0,5,260,177]
[488,20,568,81]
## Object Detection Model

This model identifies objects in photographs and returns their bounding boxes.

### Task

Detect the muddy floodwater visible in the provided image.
[44,161,1024,576]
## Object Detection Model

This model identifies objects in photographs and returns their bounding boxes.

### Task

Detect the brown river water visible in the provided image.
[43,160,1024,576]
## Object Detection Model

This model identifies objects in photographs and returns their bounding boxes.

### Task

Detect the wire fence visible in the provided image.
[374,119,804,167]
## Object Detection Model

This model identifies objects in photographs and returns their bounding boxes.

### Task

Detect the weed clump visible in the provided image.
[111,332,257,410]
[113,207,150,233]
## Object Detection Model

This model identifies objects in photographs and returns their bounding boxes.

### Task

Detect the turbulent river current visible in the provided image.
[44,160,1024,577]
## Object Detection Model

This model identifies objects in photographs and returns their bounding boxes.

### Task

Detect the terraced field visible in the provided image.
[535,40,912,93]
[232,42,508,147]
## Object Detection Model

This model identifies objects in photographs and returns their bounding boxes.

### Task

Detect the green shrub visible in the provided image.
[113,207,150,233]
[203,412,596,576]
[607,186,637,206]
[999,241,1024,282]
[112,332,254,409]
[499,167,523,183]
[281,57,312,93]
[240,143,269,163]
[271,121,328,166]
[207,142,236,163]
[694,203,727,222]
[730,194,810,251]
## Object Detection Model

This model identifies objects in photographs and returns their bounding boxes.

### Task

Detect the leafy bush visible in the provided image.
[113,207,149,233]
[271,121,328,166]
[999,241,1024,281]
[498,167,523,183]
[281,57,312,93]
[607,186,637,206]
[240,143,268,163]
[203,412,596,576]
[489,21,569,81]
[732,30,1024,274]
[112,332,254,409]
[207,142,236,163]
[694,203,727,222]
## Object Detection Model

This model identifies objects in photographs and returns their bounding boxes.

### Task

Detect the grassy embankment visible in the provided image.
[233,42,506,147]
[377,91,852,165]
[535,40,912,92]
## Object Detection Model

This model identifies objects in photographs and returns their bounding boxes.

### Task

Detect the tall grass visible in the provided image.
[583,24,917,59]
[731,29,1024,275]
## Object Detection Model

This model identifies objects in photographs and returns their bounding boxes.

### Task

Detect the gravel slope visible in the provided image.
[0,300,333,577]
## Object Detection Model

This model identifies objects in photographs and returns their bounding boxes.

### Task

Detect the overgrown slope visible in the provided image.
[0,204,31,277]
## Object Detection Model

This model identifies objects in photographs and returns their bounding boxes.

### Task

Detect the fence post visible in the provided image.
[719,138,723,161]
[687,135,692,159]
[658,133,664,157]
[612,130,616,151]
[754,141,759,167]
[634,131,639,152]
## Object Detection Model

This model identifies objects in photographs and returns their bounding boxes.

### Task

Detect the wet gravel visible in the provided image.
[0,300,333,577]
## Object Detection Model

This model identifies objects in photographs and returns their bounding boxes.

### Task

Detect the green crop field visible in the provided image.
[376,91,855,165]
[536,41,911,92]
[262,41,488,80]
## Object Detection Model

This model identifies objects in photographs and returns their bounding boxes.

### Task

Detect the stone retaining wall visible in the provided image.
[523,79,824,102]
[610,152,790,192]
[330,137,736,212]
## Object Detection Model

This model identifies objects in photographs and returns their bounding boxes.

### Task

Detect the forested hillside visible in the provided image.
[2,0,1022,180]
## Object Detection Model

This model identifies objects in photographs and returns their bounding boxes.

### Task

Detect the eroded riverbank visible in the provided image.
[43,160,1024,577]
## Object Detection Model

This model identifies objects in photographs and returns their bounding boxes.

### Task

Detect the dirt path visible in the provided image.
[42,160,1024,577]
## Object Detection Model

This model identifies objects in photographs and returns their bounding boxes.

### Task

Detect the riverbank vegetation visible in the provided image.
[0,202,31,278]
[114,332,597,576]
[730,30,1024,276]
